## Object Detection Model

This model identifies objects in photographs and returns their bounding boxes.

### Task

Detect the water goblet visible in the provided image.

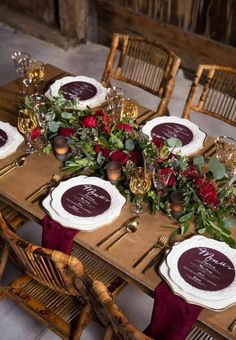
[215,136,236,177]
[129,167,152,215]
[106,86,126,118]
[18,109,38,154]
[11,51,31,95]
[120,98,139,120]
[28,60,45,94]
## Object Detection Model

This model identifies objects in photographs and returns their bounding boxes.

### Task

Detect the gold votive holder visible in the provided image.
[106,161,122,185]
[54,135,69,161]
[170,191,184,219]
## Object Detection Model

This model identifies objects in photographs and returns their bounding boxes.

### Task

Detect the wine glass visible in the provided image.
[120,98,139,120]
[11,51,31,95]
[215,136,236,178]
[18,109,38,154]
[106,86,126,118]
[129,167,151,215]
[28,60,45,94]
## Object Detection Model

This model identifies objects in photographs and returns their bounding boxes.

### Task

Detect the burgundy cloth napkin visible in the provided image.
[42,215,78,254]
[145,281,203,340]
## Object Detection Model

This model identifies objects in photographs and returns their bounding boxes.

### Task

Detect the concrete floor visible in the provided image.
[0,22,235,340]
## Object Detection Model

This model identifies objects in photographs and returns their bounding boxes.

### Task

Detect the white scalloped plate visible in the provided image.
[45,76,107,109]
[159,259,236,310]
[0,122,24,159]
[142,116,206,156]
[42,176,126,231]
[166,236,236,301]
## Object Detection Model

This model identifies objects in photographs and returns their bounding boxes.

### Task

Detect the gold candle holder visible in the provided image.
[170,191,184,219]
[54,135,69,161]
[106,161,122,185]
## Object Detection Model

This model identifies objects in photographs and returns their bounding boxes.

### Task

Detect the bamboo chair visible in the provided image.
[101,33,181,119]
[0,213,150,340]
[182,64,236,127]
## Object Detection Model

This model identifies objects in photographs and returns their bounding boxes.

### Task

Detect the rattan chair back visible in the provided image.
[182,64,236,127]
[102,33,181,116]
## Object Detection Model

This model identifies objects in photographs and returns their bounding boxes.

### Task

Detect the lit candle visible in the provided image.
[106,161,122,185]
[54,135,69,161]
[170,191,184,219]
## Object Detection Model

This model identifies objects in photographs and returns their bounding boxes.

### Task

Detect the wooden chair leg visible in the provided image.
[0,243,9,281]
[103,325,113,340]
[71,303,92,340]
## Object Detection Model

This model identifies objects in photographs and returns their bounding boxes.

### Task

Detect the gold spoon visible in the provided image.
[105,220,138,251]
[26,174,62,203]
[0,155,27,178]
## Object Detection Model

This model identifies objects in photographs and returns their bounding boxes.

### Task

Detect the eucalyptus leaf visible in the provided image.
[193,156,205,167]
[97,151,104,166]
[167,137,182,148]
[208,156,225,179]
[109,133,124,149]
[49,121,60,133]
[125,139,135,151]
[61,111,73,119]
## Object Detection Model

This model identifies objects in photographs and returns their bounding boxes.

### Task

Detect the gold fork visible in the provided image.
[133,235,168,268]
[228,317,236,332]
[141,236,168,274]
[26,174,62,203]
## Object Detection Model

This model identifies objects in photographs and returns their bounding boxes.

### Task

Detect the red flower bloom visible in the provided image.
[130,149,142,165]
[159,168,176,187]
[94,144,101,154]
[102,148,110,159]
[80,115,97,128]
[111,150,129,165]
[196,177,220,207]
[31,128,41,140]
[152,137,164,148]
[116,123,133,132]
[94,110,106,117]
[182,165,199,180]
[59,127,76,137]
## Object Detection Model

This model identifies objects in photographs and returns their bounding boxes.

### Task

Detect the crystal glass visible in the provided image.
[129,167,151,215]
[28,60,45,94]
[11,51,31,95]
[18,109,38,154]
[215,136,236,177]
[120,98,139,120]
[106,86,126,118]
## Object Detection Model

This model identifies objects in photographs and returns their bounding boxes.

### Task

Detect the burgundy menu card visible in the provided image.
[61,184,111,217]
[177,247,235,291]
[0,129,8,147]
[60,81,97,100]
[151,123,193,146]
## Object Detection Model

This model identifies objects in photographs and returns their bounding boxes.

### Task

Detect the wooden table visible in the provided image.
[0,64,235,339]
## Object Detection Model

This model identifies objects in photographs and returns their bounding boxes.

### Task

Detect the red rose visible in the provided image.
[159,168,176,187]
[80,115,97,128]
[59,127,76,137]
[31,128,41,140]
[103,148,110,159]
[152,138,164,148]
[130,150,142,165]
[111,150,129,165]
[94,110,106,117]
[94,144,101,154]
[116,123,133,132]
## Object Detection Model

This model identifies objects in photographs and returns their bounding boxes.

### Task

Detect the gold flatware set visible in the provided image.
[105,220,138,251]
[0,154,27,178]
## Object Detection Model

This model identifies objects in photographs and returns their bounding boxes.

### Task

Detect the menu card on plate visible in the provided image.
[61,184,111,217]
[0,129,8,147]
[151,122,193,146]
[60,81,97,100]
[177,247,235,291]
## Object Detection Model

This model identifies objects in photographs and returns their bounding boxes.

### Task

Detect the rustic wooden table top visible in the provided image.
[0,64,235,339]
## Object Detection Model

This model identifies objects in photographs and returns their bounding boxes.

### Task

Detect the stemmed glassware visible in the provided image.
[18,109,38,154]
[106,86,126,118]
[11,51,31,95]
[120,98,139,120]
[215,136,236,178]
[27,60,45,95]
[129,167,152,215]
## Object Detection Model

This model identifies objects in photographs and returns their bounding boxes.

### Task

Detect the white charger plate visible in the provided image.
[159,259,236,310]
[42,176,126,231]
[166,236,236,301]
[45,76,107,109]
[142,116,206,156]
[0,122,24,159]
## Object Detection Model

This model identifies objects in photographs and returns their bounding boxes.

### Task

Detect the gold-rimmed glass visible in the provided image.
[120,98,139,120]
[11,51,31,95]
[28,60,45,94]
[18,109,38,154]
[106,86,126,118]
[215,136,236,178]
[129,167,152,215]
